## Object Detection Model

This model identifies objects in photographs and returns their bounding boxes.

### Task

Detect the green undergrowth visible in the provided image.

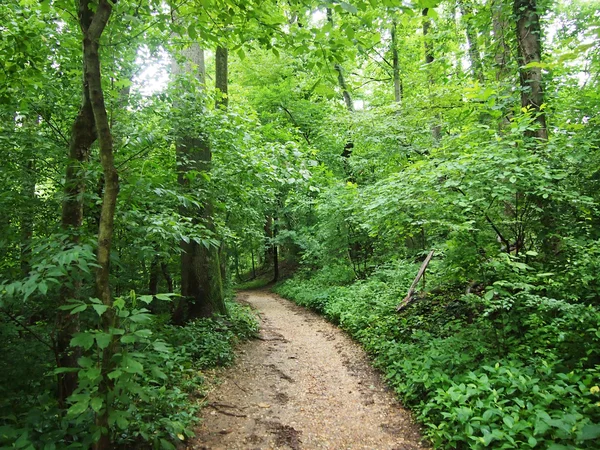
[0,298,258,450]
[234,276,272,290]
[275,262,600,449]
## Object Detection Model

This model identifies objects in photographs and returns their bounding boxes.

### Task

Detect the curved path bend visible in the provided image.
[188,290,425,450]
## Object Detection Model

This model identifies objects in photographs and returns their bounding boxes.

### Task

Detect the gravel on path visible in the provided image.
[187,290,426,450]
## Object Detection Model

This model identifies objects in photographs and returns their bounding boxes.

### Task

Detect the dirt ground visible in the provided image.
[187,290,426,450]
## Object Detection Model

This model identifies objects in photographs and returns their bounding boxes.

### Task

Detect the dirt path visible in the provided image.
[188,290,425,450]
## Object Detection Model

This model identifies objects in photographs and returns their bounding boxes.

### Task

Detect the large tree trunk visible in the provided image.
[172,43,226,323]
[56,0,97,408]
[514,0,547,140]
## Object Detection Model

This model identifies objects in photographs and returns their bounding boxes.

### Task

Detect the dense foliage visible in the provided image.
[2,0,600,447]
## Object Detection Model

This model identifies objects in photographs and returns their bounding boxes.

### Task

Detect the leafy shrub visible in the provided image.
[0,298,258,449]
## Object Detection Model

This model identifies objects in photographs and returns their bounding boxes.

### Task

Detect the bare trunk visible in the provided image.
[80,1,118,448]
[216,46,229,283]
[149,256,159,295]
[423,8,442,141]
[20,158,35,276]
[161,262,173,293]
[514,0,547,140]
[336,64,354,112]
[272,217,279,282]
[215,46,228,108]
[391,21,402,103]
[56,0,97,408]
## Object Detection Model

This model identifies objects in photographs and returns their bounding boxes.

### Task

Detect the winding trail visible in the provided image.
[188,290,425,450]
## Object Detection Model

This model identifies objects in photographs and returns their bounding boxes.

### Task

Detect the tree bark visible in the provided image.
[79,1,118,448]
[215,46,229,283]
[335,64,354,112]
[215,46,228,108]
[272,216,279,282]
[422,8,442,141]
[460,0,484,83]
[491,0,511,81]
[172,43,226,322]
[56,0,97,408]
[514,0,548,140]
[391,21,402,103]
[20,158,35,276]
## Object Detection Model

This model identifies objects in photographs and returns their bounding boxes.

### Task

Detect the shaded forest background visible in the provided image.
[1,0,600,448]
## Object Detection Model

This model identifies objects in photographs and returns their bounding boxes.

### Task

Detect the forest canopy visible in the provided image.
[1,0,600,448]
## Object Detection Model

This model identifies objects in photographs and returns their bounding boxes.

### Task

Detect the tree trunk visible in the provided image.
[263,215,273,268]
[79,1,118,448]
[56,0,97,408]
[172,43,226,322]
[215,46,229,283]
[272,216,279,282]
[422,8,442,141]
[20,158,35,276]
[391,21,402,103]
[161,262,173,293]
[335,64,354,112]
[149,256,159,295]
[215,46,228,108]
[460,0,484,83]
[514,0,548,140]
[327,8,354,112]
[491,0,511,81]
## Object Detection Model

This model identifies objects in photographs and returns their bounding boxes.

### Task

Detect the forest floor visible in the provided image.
[186,290,425,450]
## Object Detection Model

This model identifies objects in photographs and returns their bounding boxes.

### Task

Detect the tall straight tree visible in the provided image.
[215,44,229,281]
[75,0,120,447]
[391,21,402,103]
[172,42,226,322]
[422,8,442,141]
[55,0,98,406]
[514,0,548,139]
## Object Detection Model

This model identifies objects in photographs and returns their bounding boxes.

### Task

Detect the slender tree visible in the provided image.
[514,0,548,139]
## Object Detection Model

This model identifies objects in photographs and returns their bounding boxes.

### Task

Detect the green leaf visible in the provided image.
[92,304,109,316]
[339,1,358,14]
[160,438,176,450]
[503,415,514,428]
[70,304,88,314]
[90,397,103,413]
[67,399,89,417]
[188,24,197,40]
[95,332,112,350]
[152,340,170,353]
[578,423,600,441]
[134,329,152,338]
[138,295,153,304]
[151,366,168,380]
[71,333,95,350]
[121,356,144,374]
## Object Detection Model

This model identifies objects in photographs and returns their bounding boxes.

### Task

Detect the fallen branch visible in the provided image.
[396,250,434,312]
[207,404,248,418]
